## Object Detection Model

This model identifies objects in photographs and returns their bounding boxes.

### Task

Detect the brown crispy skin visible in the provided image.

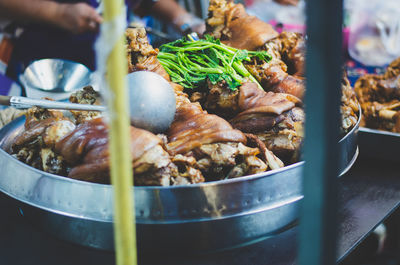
[245,59,305,99]
[126,28,170,80]
[206,0,306,98]
[228,83,304,163]
[237,82,301,115]
[206,0,278,51]
[224,10,278,50]
[230,83,301,134]
[55,118,162,181]
[354,57,400,132]
[167,101,247,155]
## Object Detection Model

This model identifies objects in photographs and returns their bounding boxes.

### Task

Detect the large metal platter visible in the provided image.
[359,127,400,161]
[0,115,359,252]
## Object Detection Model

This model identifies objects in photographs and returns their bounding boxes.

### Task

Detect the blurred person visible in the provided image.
[0,0,103,34]
[0,0,205,77]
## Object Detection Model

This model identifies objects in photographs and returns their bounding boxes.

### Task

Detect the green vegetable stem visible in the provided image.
[157,35,271,91]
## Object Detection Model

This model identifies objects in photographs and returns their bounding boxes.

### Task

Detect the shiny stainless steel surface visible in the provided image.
[19,59,92,100]
[127,71,176,133]
[338,109,361,176]
[0,113,359,252]
[359,127,400,161]
[6,96,106,112]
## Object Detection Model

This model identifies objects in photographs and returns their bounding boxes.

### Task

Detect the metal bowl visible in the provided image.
[0,114,359,252]
[19,59,92,100]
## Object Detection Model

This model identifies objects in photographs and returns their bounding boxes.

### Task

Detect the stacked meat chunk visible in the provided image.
[126,28,279,181]
[205,0,358,139]
[355,57,400,132]
[11,107,76,176]
[11,90,204,186]
[10,7,361,185]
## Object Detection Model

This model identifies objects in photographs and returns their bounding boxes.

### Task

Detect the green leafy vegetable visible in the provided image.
[157,35,271,91]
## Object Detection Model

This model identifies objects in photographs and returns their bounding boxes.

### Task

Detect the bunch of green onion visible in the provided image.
[157,35,272,90]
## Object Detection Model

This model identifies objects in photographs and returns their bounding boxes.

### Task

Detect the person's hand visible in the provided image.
[173,13,206,36]
[189,20,206,36]
[56,3,103,34]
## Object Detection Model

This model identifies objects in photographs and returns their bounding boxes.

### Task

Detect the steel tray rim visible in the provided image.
[339,107,361,144]
[359,126,400,137]
[0,138,304,191]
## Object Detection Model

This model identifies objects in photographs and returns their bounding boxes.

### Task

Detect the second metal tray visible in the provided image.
[359,127,400,161]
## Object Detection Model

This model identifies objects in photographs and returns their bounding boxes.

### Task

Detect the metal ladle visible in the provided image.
[0,71,176,133]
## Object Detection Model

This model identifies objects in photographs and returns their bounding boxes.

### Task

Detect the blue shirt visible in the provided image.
[9,0,143,75]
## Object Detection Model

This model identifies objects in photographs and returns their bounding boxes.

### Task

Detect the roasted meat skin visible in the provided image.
[69,86,102,124]
[125,27,282,180]
[167,90,272,180]
[236,82,301,114]
[11,107,75,175]
[252,107,304,163]
[341,76,359,134]
[355,57,400,132]
[244,57,305,99]
[55,117,204,185]
[206,0,278,51]
[263,31,305,76]
[239,31,306,99]
[205,0,305,98]
[125,27,268,181]
[126,28,170,80]
[167,100,247,155]
[228,83,304,163]
[201,79,240,119]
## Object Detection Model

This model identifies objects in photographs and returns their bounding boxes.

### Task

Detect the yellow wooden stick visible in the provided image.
[102,0,137,265]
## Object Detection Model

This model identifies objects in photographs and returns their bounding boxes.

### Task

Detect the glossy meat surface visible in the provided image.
[206,0,278,51]
[355,57,400,132]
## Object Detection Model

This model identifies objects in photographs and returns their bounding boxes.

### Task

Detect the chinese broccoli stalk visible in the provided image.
[157,35,271,91]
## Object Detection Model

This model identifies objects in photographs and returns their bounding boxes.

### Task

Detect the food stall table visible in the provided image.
[1,157,399,265]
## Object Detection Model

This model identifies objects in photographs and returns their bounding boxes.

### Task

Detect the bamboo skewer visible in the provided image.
[102,1,137,265]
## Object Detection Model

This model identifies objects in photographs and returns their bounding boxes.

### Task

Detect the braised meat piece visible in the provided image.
[69,86,102,124]
[205,0,305,98]
[341,76,359,134]
[229,83,304,163]
[11,107,75,175]
[196,79,240,119]
[167,95,277,181]
[263,31,305,76]
[206,0,278,51]
[0,108,24,129]
[55,117,204,185]
[126,28,170,80]
[244,56,305,99]
[354,57,400,132]
[168,99,246,154]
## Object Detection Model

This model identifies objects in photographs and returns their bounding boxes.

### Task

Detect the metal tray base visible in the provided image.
[359,127,400,161]
[0,116,359,252]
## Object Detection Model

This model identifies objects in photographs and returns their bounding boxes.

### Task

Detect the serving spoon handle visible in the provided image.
[0,95,106,112]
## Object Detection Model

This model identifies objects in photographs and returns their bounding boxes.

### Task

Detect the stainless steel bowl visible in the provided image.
[0,113,359,252]
[19,59,92,100]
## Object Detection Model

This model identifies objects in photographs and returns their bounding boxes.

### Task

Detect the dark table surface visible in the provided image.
[1,156,399,265]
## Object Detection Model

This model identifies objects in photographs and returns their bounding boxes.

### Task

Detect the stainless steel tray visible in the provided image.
[359,127,400,161]
[0,116,359,252]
